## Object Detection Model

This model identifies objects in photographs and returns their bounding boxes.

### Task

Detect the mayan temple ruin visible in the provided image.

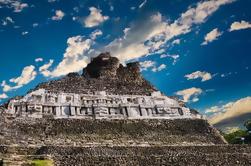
[0,53,250,165]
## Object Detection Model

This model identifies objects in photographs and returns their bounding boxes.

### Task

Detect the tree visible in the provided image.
[224,119,251,144]
[244,120,251,131]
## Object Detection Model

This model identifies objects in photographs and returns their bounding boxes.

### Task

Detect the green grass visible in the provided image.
[29,159,54,166]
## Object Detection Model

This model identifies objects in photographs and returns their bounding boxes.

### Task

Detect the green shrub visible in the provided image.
[224,130,248,144]
[30,159,54,166]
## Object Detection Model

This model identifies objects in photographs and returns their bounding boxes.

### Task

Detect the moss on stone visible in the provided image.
[29,159,54,166]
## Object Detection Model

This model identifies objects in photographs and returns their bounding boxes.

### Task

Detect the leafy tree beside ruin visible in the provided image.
[224,119,251,144]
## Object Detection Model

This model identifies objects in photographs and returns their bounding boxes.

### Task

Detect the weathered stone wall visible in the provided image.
[1,145,251,166]
[0,118,225,146]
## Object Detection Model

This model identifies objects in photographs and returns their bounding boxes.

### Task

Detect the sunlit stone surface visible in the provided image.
[7,89,198,119]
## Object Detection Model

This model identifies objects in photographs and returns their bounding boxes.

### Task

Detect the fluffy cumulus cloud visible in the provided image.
[0,93,8,100]
[208,97,251,125]
[185,71,212,82]
[9,65,36,86]
[229,20,251,32]
[1,81,18,92]
[201,28,222,45]
[36,0,234,79]
[140,60,156,71]
[152,64,166,72]
[52,10,65,21]
[90,29,103,40]
[84,7,109,28]
[35,58,43,62]
[47,36,93,77]
[39,59,54,77]
[0,0,28,12]
[5,0,234,81]
[176,87,203,103]
[140,61,166,72]
[1,65,37,92]
[105,0,235,62]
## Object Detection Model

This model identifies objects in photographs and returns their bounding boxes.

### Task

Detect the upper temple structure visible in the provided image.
[4,52,201,119]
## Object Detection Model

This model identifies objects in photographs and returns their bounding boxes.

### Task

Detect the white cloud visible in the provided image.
[201,28,222,45]
[220,72,233,78]
[5,16,14,23]
[0,0,28,12]
[22,31,28,35]
[209,97,251,125]
[105,0,235,63]
[178,0,235,25]
[90,29,103,40]
[47,36,92,77]
[1,65,37,92]
[172,39,180,45]
[35,58,43,62]
[140,61,166,72]
[31,0,234,79]
[152,64,166,72]
[32,23,39,27]
[0,93,8,99]
[39,59,54,77]
[139,0,147,8]
[9,65,37,86]
[52,10,65,21]
[140,60,156,71]
[160,54,180,65]
[185,71,212,82]
[176,87,203,103]
[1,81,20,92]
[1,16,14,26]
[12,0,28,12]
[84,7,109,28]
[229,20,251,32]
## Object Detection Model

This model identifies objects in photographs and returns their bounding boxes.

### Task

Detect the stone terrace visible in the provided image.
[0,145,251,165]
[0,117,225,146]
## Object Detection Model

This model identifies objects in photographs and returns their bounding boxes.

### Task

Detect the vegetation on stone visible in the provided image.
[29,159,54,166]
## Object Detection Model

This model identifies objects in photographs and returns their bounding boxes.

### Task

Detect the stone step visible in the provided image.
[2,155,26,166]
[2,155,51,166]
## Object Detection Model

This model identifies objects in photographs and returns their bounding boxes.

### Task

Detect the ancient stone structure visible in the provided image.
[5,52,199,119]
[2,52,249,165]
[6,89,194,119]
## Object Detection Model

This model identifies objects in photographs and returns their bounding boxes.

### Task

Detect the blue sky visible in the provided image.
[0,0,251,131]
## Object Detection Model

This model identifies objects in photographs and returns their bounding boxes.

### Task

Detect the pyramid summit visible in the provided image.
[33,52,157,96]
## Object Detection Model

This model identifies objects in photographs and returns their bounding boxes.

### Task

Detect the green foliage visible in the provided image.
[224,119,251,144]
[224,130,248,144]
[244,120,251,130]
[30,159,54,166]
